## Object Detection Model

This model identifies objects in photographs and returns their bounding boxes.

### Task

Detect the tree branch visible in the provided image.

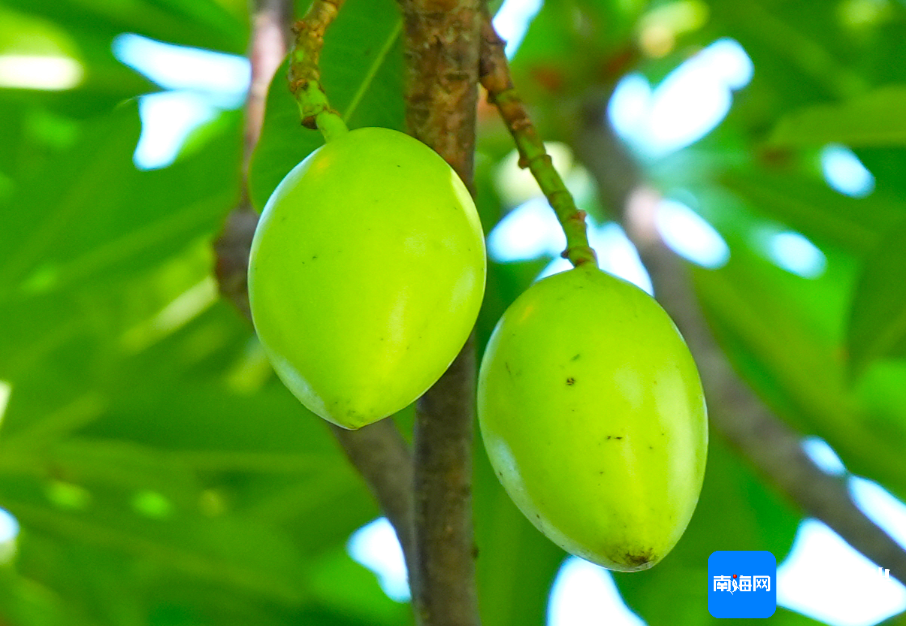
[397,1,482,623]
[213,0,416,584]
[572,102,906,585]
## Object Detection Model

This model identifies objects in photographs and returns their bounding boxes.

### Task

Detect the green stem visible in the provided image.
[315,110,348,141]
[478,16,597,268]
[287,0,346,142]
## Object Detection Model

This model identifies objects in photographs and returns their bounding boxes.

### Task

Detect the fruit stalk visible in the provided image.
[478,15,597,268]
[288,0,348,140]
[398,0,482,624]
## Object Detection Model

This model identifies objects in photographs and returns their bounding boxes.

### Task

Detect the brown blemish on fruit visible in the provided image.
[566,377,575,385]
[622,549,656,569]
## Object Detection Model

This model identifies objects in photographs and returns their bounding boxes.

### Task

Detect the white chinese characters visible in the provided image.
[712,575,771,593]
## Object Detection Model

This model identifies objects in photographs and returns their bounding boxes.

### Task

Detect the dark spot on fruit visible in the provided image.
[311,255,318,260]
[623,549,656,568]
[606,436,612,440]
[566,377,575,385]
[505,362,512,375]
[571,353,581,361]
[649,446,654,450]
[615,436,623,440]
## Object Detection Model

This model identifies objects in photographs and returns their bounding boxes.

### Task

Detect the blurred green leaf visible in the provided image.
[473,429,565,626]
[0,103,241,383]
[719,168,906,256]
[847,218,906,374]
[0,0,246,55]
[771,86,906,147]
[693,253,906,501]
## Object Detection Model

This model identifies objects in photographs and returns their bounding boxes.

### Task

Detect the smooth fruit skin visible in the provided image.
[249,127,486,429]
[477,264,707,571]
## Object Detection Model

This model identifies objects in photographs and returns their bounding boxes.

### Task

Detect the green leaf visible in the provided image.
[771,86,906,147]
[307,547,412,625]
[692,253,906,501]
[0,104,241,385]
[719,169,906,257]
[0,476,308,603]
[1,0,246,55]
[248,0,404,210]
[847,218,906,374]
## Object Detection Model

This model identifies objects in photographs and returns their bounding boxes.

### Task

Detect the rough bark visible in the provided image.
[398,1,482,623]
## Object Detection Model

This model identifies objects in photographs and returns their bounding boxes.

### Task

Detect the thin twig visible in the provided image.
[215,0,292,320]
[478,16,596,268]
[397,1,482,624]
[212,0,416,583]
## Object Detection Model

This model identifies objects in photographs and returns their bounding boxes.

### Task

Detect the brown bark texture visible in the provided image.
[398,1,482,624]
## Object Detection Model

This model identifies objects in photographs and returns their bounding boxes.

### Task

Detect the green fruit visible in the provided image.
[477,264,707,571]
[249,127,486,429]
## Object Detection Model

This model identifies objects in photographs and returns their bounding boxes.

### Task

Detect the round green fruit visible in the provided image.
[477,264,707,571]
[249,127,486,429]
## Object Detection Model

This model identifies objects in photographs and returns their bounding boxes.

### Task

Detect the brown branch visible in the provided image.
[244,0,294,176]
[213,0,416,583]
[572,102,906,585]
[216,0,292,320]
[329,422,415,569]
[478,17,596,267]
[398,1,482,624]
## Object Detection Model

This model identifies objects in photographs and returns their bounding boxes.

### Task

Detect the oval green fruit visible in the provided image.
[249,127,486,429]
[477,264,707,571]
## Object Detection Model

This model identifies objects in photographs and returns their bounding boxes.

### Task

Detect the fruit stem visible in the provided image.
[287,0,348,141]
[315,110,348,141]
[478,15,598,268]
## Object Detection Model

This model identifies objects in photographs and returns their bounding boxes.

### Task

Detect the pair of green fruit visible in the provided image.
[248,127,708,571]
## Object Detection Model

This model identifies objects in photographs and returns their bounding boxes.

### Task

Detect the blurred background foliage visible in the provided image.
[1,0,906,624]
